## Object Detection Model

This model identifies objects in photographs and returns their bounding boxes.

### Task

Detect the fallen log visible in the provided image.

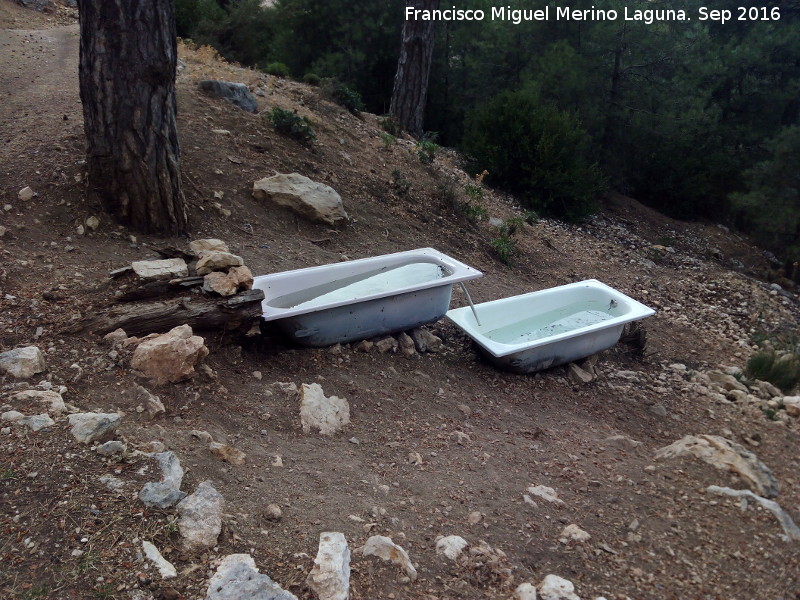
[71,288,265,337]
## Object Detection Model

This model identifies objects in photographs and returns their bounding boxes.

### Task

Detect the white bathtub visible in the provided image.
[253,248,482,346]
[446,279,655,373]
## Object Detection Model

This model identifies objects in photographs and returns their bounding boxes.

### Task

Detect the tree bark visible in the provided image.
[390,0,440,138]
[77,0,188,234]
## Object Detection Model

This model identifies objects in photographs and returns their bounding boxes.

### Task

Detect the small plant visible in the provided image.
[745,349,800,393]
[523,210,539,225]
[465,182,484,201]
[380,132,397,149]
[265,61,290,77]
[1,468,16,480]
[417,137,439,164]
[464,203,488,223]
[323,79,365,114]
[391,169,412,196]
[500,216,525,237]
[491,234,517,265]
[78,551,99,574]
[379,114,402,136]
[303,72,321,86]
[20,585,50,600]
[268,107,315,142]
[437,179,459,209]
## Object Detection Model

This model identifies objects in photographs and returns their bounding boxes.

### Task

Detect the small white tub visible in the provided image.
[253,248,482,346]
[446,279,655,373]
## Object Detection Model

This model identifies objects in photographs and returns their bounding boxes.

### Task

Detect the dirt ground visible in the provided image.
[1,3,799,599]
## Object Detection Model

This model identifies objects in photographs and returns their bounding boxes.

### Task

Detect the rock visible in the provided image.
[751,379,782,399]
[142,541,177,579]
[435,535,468,561]
[539,574,580,600]
[707,370,748,393]
[706,485,800,541]
[457,404,472,416]
[139,451,187,508]
[97,440,126,456]
[559,524,591,543]
[649,403,668,417]
[568,363,594,384]
[467,511,483,525]
[177,481,225,552]
[514,583,538,600]
[203,266,254,297]
[195,251,245,275]
[68,412,121,444]
[85,216,100,231]
[252,173,348,226]
[130,325,209,385]
[18,186,35,201]
[99,474,124,492]
[397,332,416,357]
[375,337,398,354]
[124,384,165,419]
[264,504,282,522]
[0,225,6,237]
[602,435,642,449]
[207,554,298,600]
[199,80,259,113]
[189,239,230,255]
[11,390,66,415]
[525,484,564,505]
[410,327,443,353]
[307,532,350,600]
[655,435,779,498]
[782,396,800,417]
[300,383,350,435]
[354,340,373,353]
[0,346,46,379]
[103,328,129,347]
[19,413,54,431]
[1,410,24,423]
[209,442,247,465]
[131,258,188,282]
[360,535,418,581]
[191,430,214,443]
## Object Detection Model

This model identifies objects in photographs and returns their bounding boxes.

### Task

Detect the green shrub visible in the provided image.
[465,183,484,201]
[464,203,488,223]
[491,234,516,265]
[745,349,800,393]
[416,135,439,164]
[379,115,402,136]
[322,79,365,114]
[500,216,525,237]
[265,61,290,77]
[303,72,321,86]
[391,169,411,196]
[269,107,315,142]
[462,87,606,222]
[523,210,539,225]
[380,132,397,149]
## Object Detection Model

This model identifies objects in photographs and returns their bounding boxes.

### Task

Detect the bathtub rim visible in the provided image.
[254,247,482,322]
[446,279,655,358]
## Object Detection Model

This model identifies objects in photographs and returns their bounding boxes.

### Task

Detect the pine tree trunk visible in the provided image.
[390,0,440,138]
[77,0,188,234]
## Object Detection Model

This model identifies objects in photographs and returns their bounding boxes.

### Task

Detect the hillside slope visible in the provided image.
[1,7,799,600]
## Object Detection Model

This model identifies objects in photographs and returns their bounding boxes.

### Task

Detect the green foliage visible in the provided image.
[491,234,517,265]
[746,349,800,393]
[523,210,539,226]
[322,79,366,114]
[464,203,488,223]
[417,135,439,164]
[268,107,315,142]
[379,115,402,136]
[303,72,321,86]
[380,132,397,149]
[391,169,411,196]
[463,88,606,222]
[500,216,525,237]
[464,183,484,201]
[265,61,290,77]
[732,126,800,262]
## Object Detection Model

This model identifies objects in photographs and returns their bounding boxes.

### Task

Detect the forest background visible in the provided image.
[175,0,800,266]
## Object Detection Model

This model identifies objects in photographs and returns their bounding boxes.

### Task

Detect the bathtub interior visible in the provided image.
[254,248,482,321]
[446,279,654,357]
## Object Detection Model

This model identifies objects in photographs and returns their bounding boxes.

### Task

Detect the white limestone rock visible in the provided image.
[131,258,188,282]
[300,383,350,435]
[142,541,177,579]
[514,583,538,600]
[207,554,298,600]
[525,484,565,505]
[253,173,348,226]
[139,451,187,508]
[195,251,244,275]
[12,390,66,415]
[130,325,209,385]
[0,346,46,379]
[360,535,417,581]
[189,238,230,255]
[435,535,469,561]
[177,480,225,552]
[68,412,121,444]
[539,574,581,600]
[307,532,350,600]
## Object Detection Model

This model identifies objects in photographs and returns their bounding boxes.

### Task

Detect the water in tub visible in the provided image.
[483,299,623,344]
[270,261,450,310]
